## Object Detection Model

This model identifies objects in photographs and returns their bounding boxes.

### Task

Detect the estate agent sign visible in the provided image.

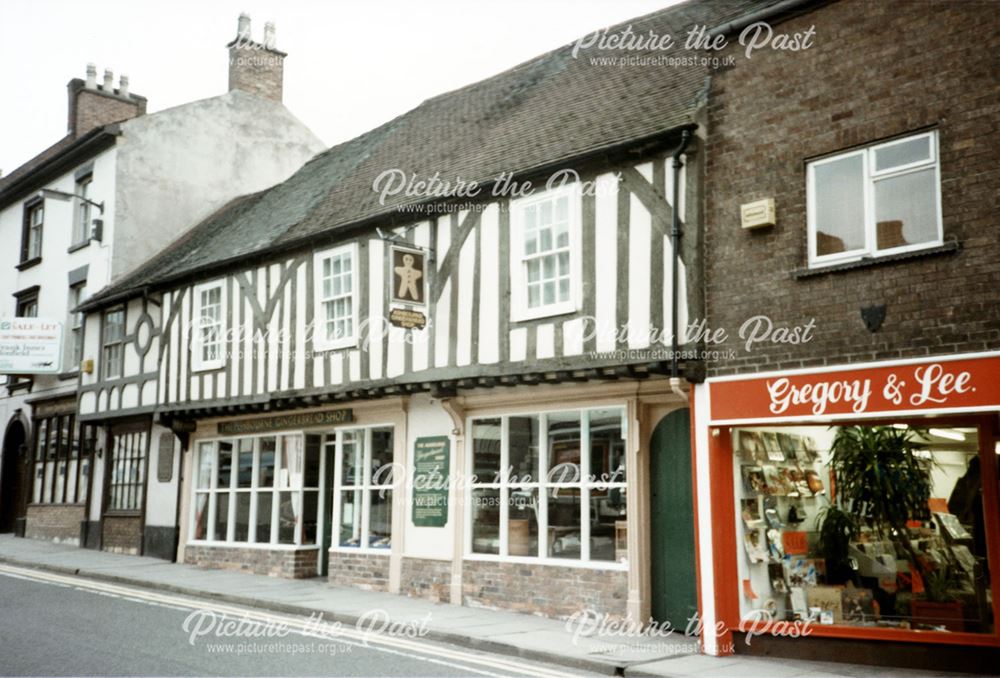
[412,435,450,527]
[0,317,63,375]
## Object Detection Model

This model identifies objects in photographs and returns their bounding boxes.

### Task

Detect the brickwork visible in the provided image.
[327,551,390,591]
[184,545,318,578]
[703,0,1000,376]
[101,514,143,555]
[67,80,145,138]
[400,557,451,603]
[228,45,284,102]
[24,504,85,544]
[461,560,628,619]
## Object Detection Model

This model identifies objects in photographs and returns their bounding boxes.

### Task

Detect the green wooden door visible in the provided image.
[649,408,697,631]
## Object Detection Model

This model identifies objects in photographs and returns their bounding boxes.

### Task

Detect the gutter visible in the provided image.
[669,128,694,381]
[708,0,826,38]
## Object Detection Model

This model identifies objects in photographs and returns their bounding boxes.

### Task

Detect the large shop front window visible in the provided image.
[733,423,993,634]
[335,427,393,550]
[468,408,627,564]
[107,427,147,511]
[31,413,96,505]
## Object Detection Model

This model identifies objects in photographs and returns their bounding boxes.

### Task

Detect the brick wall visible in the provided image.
[462,560,628,619]
[703,0,1000,376]
[102,514,143,555]
[400,557,451,603]
[327,551,390,591]
[185,545,318,578]
[68,80,145,138]
[24,504,85,544]
[228,46,284,103]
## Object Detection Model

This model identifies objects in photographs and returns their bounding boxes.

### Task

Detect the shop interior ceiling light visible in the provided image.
[928,427,966,442]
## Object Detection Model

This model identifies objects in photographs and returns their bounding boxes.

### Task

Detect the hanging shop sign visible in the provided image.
[0,317,63,374]
[412,435,450,527]
[217,408,353,435]
[390,245,426,306]
[708,353,1000,424]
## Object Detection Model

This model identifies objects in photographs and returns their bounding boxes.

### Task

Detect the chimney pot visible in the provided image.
[264,21,276,49]
[103,68,114,91]
[237,13,251,42]
[85,63,97,89]
[119,74,129,98]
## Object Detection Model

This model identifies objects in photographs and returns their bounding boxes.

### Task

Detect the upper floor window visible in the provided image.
[68,283,86,369]
[15,287,39,318]
[74,174,93,246]
[807,130,942,268]
[510,185,580,321]
[314,244,357,350]
[21,201,44,263]
[193,281,225,371]
[103,306,125,379]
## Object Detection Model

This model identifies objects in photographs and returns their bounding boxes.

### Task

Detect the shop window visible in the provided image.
[807,130,942,268]
[192,280,225,371]
[335,426,394,550]
[509,185,580,321]
[31,413,95,505]
[468,407,627,564]
[107,427,147,512]
[314,244,357,350]
[733,424,993,634]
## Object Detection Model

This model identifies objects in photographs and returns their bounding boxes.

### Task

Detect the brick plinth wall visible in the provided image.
[24,504,85,544]
[185,545,318,578]
[327,551,390,591]
[400,557,451,603]
[461,560,628,619]
[101,514,143,555]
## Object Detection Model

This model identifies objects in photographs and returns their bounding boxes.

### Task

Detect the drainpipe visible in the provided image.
[670,127,694,385]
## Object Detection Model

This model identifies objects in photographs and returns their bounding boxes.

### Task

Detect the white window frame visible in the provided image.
[68,282,86,369]
[74,174,93,245]
[509,184,582,322]
[313,243,359,351]
[464,406,628,570]
[331,425,395,554]
[102,306,125,380]
[192,279,226,371]
[807,130,942,269]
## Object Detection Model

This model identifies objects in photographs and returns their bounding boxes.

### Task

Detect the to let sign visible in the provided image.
[0,318,63,375]
[708,354,1000,423]
[412,436,450,527]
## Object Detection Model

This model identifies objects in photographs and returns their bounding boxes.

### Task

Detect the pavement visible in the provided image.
[0,535,975,677]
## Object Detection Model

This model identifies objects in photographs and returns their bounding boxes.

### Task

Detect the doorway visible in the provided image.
[649,407,698,631]
[0,418,28,533]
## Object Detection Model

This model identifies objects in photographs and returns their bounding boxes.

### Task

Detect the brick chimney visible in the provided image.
[67,64,147,138]
[227,13,286,103]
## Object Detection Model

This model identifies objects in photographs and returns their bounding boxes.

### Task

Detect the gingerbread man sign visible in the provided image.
[391,246,425,305]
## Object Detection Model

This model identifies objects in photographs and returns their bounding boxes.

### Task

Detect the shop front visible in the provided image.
[694,352,1000,668]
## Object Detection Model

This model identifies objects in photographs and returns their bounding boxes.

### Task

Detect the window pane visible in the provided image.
[213,493,229,541]
[370,489,392,549]
[874,168,938,250]
[237,439,253,488]
[548,488,581,559]
[339,490,362,547]
[547,412,582,484]
[591,487,627,562]
[302,490,319,545]
[508,488,539,557]
[277,491,298,544]
[813,155,865,256]
[217,442,233,489]
[874,136,931,172]
[258,437,276,487]
[472,419,501,483]
[234,493,250,542]
[304,435,321,488]
[471,488,500,554]
[591,409,626,482]
[193,493,209,540]
[370,427,394,485]
[276,436,302,490]
[341,430,362,486]
[255,492,273,543]
[508,416,538,483]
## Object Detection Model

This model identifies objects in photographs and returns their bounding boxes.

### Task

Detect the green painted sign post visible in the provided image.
[412,436,450,527]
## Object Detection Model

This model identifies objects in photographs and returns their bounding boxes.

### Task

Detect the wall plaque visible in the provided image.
[412,436,450,527]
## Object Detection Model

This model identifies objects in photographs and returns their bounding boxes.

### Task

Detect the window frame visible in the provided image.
[509,183,583,322]
[102,306,126,380]
[191,279,226,372]
[464,406,628,569]
[68,282,86,370]
[30,413,95,506]
[105,425,148,513]
[73,173,94,247]
[20,198,44,265]
[313,243,359,351]
[807,130,943,269]
[331,425,395,554]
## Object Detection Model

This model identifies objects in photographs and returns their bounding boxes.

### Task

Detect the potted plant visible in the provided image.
[828,426,963,629]
[817,506,858,585]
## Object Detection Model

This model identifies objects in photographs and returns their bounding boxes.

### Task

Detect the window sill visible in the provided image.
[329,546,391,555]
[67,241,90,254]
[6,378,33,393]
[58,370,80,381]
[463,553,628,570]
[16,257,41,271]
[187,541,320,551]
[511,303,579,324]
[104,509,142,517]
[794,241,959,279]
[191,363,225,373]
[313,338,359,353]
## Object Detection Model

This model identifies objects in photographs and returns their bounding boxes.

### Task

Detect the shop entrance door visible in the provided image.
[649,408,697,632]
[0,419,28,533]
[315,433,337,577]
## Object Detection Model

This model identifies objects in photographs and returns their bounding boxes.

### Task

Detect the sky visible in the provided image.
[0,0,682,173]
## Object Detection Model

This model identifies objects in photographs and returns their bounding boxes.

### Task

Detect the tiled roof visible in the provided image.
[82,0,785,309]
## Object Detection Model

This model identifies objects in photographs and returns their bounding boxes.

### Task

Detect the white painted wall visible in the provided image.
[403,394,456,560]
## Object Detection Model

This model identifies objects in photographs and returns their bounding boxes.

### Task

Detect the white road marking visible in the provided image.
[0,564,586,678]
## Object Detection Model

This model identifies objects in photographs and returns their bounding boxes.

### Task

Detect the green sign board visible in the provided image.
[412,436,450,527]
[217,409,353,435]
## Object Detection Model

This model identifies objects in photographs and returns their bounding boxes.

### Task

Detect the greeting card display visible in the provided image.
[741,497,764,528]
